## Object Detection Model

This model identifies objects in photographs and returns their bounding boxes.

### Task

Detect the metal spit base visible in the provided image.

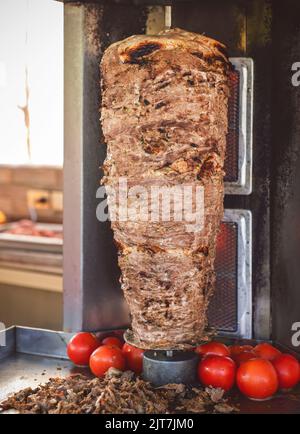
[143,350,199,387]
[0,326,300,414]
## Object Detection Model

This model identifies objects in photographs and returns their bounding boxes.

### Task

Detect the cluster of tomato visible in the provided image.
[67,333,300,401]
[195,341,300,400]
[67,332,144,376]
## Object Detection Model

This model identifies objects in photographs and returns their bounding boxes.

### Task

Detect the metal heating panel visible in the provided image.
[225,58,253,195]
[209,221,238,332]
[209,209,252,338]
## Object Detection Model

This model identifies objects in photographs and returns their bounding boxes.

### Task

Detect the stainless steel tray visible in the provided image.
[0,327,72,405]
[0,326,299,414]
[0,223,63,254]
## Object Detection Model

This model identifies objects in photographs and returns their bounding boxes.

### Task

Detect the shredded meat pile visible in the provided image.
[101,28,230,350]
[0,369,237,414]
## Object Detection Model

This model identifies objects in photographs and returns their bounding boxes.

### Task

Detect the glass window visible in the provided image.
[0,0,63,166]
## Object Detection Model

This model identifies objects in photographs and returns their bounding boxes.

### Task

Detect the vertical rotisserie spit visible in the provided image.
[101,28,230,350]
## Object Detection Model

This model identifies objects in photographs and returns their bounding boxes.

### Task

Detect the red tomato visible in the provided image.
[197,355,236,391]
[233,351,256,366]
[229,345,254,357]
[89,345,126,377]
[122,343,144,374]
[236,358,278,400]
[195,342,230,358]
[102,336,123,349]
[67,332,100,366]
[254,343,281,361]
[272,354,300,390]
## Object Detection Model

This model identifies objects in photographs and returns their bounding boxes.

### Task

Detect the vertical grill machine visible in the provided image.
[63,1,254,340]
[61,0,300,381]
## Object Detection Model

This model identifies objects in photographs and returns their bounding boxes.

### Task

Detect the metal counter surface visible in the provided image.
[0,327,299,414]
[0,353,76,403]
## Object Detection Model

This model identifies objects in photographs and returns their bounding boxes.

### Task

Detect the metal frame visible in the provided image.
[225,58,253,196]
[219,209,252,339]
[63,4,130,332]
[0,326,71,361]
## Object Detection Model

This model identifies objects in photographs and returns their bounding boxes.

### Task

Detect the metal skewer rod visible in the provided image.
[165,5,172,30]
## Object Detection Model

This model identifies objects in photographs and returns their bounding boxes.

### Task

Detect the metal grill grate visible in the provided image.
[224,58,253,195]
[208,222,238,332]
[224,69,240,183]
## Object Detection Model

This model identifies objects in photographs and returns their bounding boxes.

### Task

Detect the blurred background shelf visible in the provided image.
[0,221,63,331]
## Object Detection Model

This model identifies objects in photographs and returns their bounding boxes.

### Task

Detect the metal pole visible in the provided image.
[164,5,172,29]
[63,3,128,332]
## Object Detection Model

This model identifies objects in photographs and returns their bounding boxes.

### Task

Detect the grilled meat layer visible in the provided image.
[101,28,230,349]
